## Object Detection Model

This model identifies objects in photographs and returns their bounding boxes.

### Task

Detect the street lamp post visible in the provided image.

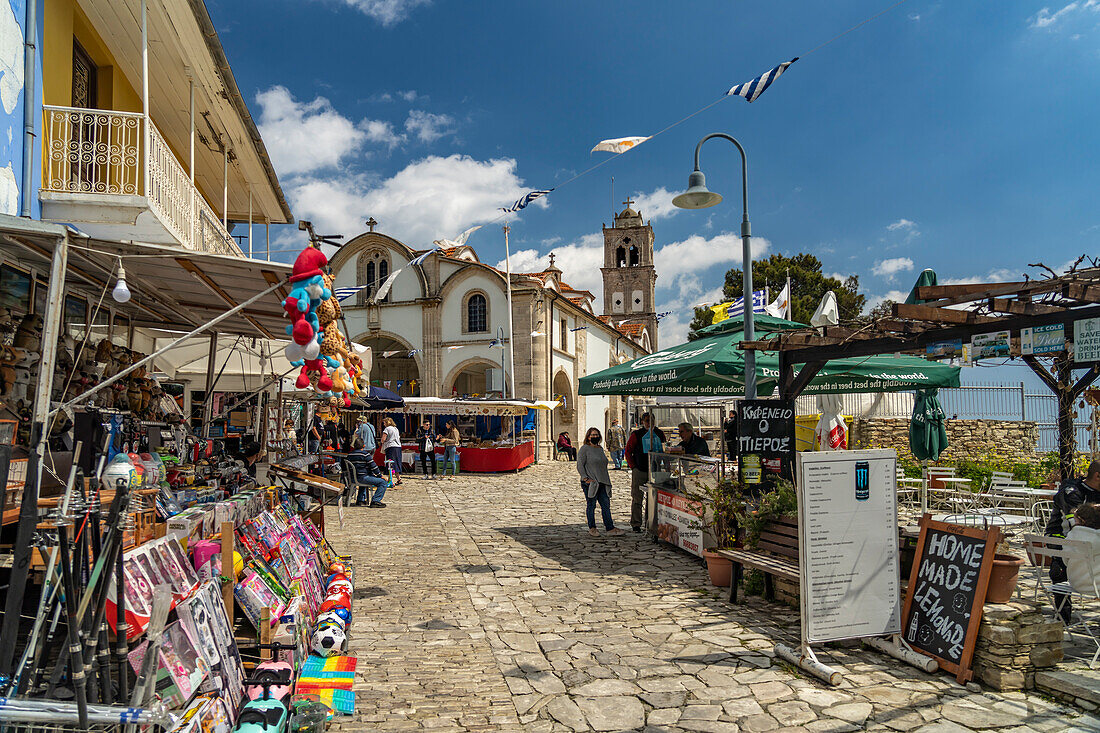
[672,133,757,399]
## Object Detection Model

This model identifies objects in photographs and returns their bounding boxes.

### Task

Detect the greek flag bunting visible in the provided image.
[501,189,552,213]
[726,58,798,102]
[334,286,366,302]
[710,290,769,322]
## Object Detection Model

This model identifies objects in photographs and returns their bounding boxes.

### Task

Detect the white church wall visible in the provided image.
[441,270,508,340]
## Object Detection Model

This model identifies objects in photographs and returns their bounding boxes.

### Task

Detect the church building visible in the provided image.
[328,203,659,458]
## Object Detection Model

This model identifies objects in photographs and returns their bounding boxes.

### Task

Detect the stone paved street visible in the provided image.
[324,462,1099,732]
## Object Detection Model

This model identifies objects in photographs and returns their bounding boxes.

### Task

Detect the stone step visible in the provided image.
[1034,668,1100,706]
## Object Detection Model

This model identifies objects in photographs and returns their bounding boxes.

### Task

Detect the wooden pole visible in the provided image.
[221,521,234,626]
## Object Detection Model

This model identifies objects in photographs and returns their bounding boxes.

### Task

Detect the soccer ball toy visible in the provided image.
[316,610,347,629]
[311,624,345,657]
[325,572,348,586]
[324,589,351,605]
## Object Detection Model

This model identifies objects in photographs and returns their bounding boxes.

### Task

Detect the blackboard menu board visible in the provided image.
[900,517,1000,682]
[737,400,794,484]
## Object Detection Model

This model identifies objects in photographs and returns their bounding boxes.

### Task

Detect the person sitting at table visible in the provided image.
[346,437,389,508]
[676,423,711,457]
[1046,460,1100,623]
[557,432,577,461]
[1064,502,1100,598]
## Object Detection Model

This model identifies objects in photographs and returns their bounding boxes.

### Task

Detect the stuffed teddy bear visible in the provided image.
[12,313,43,351]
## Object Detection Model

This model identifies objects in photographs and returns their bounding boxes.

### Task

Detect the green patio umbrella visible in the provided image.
[580,318,961,397]
[909,388,949,461]
[904,269,938,304]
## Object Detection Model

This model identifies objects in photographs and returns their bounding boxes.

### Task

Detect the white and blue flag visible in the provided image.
[726,58,798,102]
[501,189,552,213]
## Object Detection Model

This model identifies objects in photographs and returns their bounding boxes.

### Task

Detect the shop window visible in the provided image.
[64,294,88,340]
[0,265,32,317]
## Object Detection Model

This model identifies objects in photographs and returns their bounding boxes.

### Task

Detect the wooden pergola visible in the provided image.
[742,265,1100,478]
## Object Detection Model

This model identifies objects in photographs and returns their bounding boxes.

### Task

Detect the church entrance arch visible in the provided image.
[360,334,421,396]
[552,370,576,445]
[444,358,500,398]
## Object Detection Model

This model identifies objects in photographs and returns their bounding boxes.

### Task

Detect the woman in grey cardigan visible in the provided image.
[577,428,624,537]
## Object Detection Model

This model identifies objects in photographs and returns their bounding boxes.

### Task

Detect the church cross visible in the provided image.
[622,198,635,208]
[548,252,556,268]
[366,217,378,232]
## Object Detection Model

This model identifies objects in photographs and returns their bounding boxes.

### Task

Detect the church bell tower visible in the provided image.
[601,200,658,347]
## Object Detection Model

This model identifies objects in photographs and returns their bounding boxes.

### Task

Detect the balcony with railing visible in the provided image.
[40,106,241,257]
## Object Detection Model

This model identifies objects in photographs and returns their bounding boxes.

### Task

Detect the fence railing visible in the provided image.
[42,105,241,257]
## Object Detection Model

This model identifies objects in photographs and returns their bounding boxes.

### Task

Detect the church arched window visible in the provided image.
[358,249,391,303]
[465,292,488,333]
[377,259,389,302]
[628,245,639,266]
[616,246,626,267]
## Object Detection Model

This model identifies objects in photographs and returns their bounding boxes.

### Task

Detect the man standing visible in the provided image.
[308,410,326,453]
[607,418,627,470]
[723,409,738,460]
[624,413,666,533]
[1045,460,1100,623]
[355,415,376,454]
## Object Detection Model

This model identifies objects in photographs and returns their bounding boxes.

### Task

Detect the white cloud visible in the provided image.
[871,257,915,279]
[886,218,918,232]
[656,282,725,348]
[908,13,921,21]
[256,86,369,176]
[940,268,1019,285]
[825,272,850,283]
[1030,2,1079,28]
[654,233,770,284]
[405,110,455,143]
[358,119,403,148]
[289,154,532,244]
[631,187,681,221]
[398,90,421,102]
[864,289,909,312]
[335,0,431,26]
[499,233,604,295]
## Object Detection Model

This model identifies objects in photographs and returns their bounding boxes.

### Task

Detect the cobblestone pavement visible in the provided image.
[324,462,1098,732]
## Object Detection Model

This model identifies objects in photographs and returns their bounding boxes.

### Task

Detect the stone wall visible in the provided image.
[850,418,1039,463]
[973,601,1064,691]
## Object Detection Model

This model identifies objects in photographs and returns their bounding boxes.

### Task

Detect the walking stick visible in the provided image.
[56,515,89,729]
[115,529,129,701]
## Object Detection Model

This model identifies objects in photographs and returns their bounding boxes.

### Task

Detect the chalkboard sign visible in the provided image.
[737,399,795,484]
[900,516,1000,682]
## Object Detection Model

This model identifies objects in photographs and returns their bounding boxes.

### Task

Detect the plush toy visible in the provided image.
[0,307,14,334]
[282,245,338,393]
[12,314,43,351]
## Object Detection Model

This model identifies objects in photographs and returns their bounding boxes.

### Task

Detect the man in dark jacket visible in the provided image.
[676,423,711,456]
[723,410,738,459]
[1045,460,1100,622]
[624,412,667,533]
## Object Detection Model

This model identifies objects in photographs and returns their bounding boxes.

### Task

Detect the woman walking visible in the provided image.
[577,427,623,537]
[416,420,438,479]
[440,420,461,478]
[381,417,403,486]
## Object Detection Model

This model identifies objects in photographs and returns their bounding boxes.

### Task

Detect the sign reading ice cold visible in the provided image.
[796,450,901,645]
[899,517,999,682]
[738,400,795,482]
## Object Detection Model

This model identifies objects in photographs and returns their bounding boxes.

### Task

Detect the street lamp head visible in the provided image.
[672,170,722,210]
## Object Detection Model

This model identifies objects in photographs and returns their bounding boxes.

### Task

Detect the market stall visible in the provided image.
[382,397,559,473]
[0,218,365,728]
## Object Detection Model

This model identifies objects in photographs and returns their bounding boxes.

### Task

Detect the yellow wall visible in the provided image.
[43,0,141,112]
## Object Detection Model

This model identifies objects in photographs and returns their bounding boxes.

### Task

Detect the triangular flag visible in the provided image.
[591,136,651,154]
[726,58,798,102]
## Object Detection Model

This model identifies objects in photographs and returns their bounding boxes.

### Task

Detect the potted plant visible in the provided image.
[986,538,1025,604]
[684,476,744,587]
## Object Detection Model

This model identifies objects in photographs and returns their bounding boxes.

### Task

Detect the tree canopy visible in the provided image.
[688,253,867,340]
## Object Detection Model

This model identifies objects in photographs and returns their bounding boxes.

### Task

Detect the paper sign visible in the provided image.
[971,330,1010,360]
[654,489,704,557]
[1021,324,1065,355]
[1075,318,1100,362]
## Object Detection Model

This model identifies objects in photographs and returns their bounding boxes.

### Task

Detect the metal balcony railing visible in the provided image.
[42,105,241,256]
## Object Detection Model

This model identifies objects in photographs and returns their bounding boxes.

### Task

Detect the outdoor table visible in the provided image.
[1001,487,1057,498]
[931,512,1032,528]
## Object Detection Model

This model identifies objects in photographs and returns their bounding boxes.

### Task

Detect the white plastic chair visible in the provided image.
[1022,533,1100,668]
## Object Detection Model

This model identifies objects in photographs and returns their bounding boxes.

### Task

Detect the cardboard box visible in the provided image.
[228,411,250,428]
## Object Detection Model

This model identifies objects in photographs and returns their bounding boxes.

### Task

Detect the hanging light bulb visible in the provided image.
[112,261,131,303]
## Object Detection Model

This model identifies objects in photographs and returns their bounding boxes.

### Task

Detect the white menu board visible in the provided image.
[796,449,902,644]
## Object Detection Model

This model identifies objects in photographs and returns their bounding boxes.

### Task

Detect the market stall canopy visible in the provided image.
[579,316,960,397]
[384,397,561,416]
[0,217,292,339]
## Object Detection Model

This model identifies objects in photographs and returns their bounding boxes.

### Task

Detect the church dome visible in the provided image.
[614,205,643,226]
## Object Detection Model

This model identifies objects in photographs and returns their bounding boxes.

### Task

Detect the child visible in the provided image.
[1065,502,1100,597]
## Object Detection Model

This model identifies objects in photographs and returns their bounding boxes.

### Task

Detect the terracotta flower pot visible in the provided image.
[703,550,733,587]
[985,554,1025,604]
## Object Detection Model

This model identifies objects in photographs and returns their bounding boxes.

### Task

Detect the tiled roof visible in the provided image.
[617,323,644,338]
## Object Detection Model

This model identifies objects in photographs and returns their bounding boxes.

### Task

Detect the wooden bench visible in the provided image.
[715,516,799,603]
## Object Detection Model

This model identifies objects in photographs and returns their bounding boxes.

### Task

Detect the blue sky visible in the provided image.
[209,0,1099,359]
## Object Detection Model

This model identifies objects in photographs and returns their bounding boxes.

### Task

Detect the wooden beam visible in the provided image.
[1063,282,1100,304]
[1070,365,1100,400]
[175,258,276,339]
[987,298,1063,316]
[262,269,289,302]
[920,278,1066,308]
[916,282,1027,301]
[177,300,287,320]
[893,303,997,325]
[778,304,1100,365]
